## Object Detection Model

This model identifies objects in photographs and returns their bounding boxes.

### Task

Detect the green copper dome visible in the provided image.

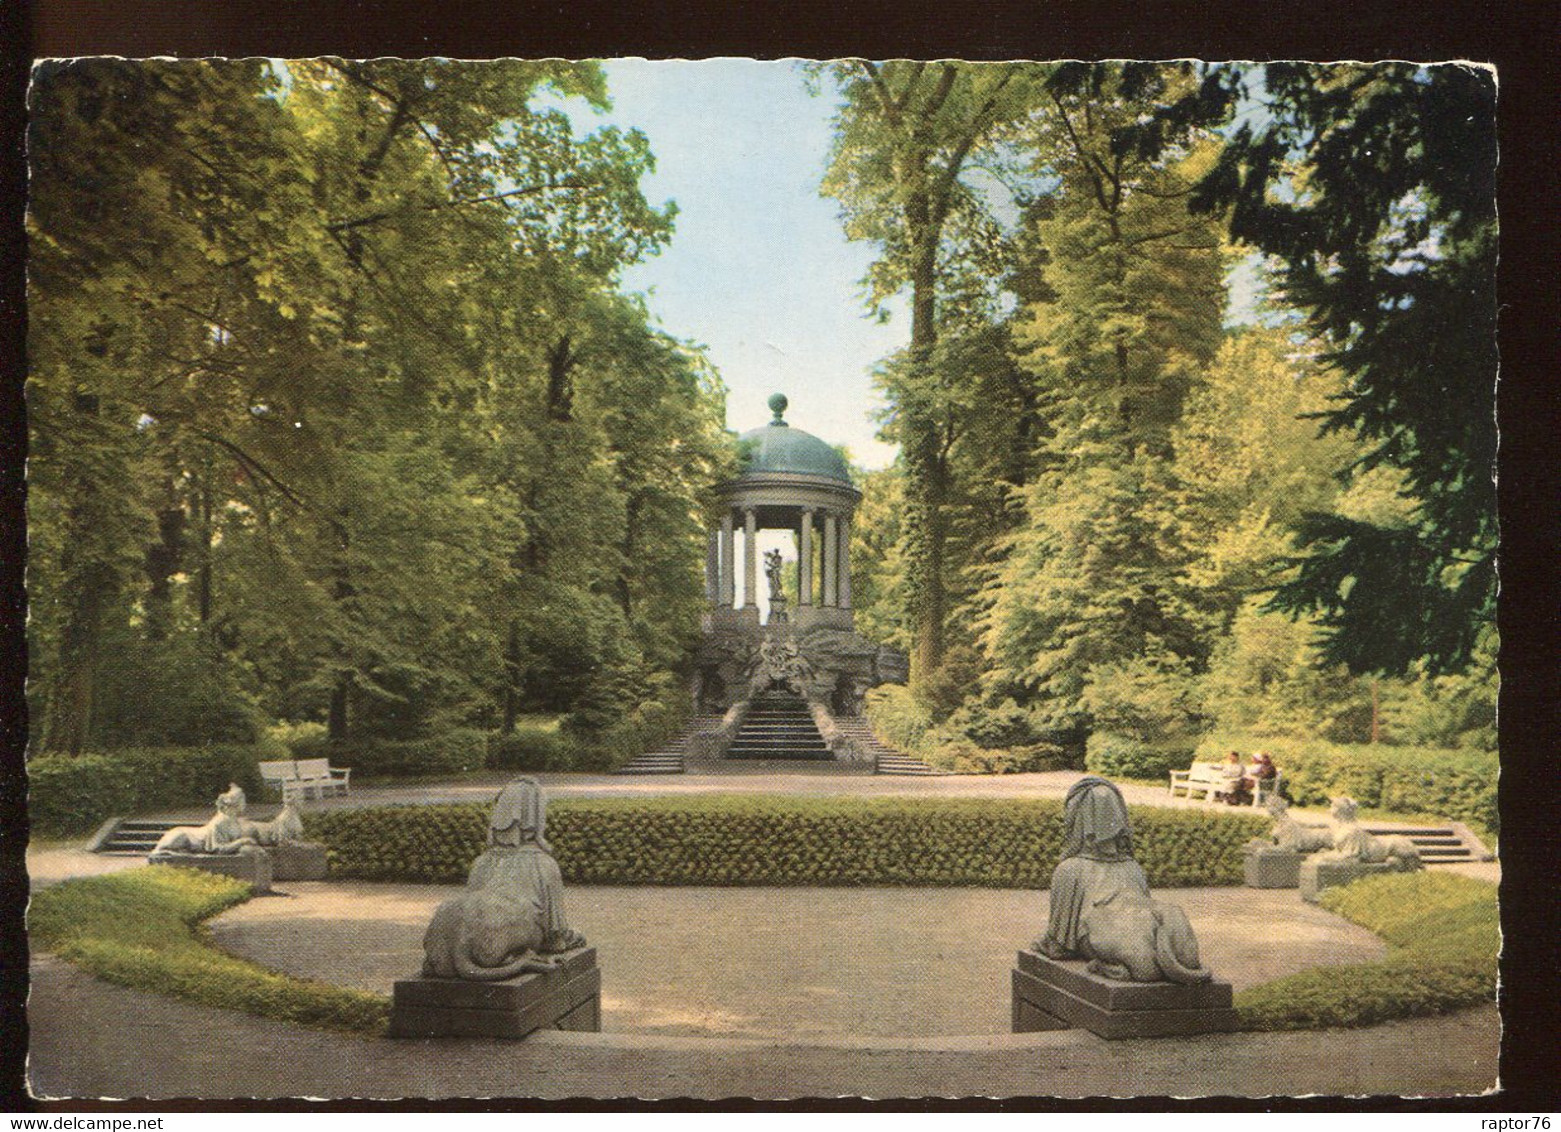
[734,395,853,484]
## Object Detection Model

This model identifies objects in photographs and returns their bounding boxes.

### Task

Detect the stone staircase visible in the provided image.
[1362,822,1495,865]
[725,692,833,760]
[91,818,179,856]
[829,716,948,776]
[610,714,724,775]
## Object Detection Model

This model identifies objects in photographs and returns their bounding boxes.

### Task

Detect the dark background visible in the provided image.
[3,0,1556,1112]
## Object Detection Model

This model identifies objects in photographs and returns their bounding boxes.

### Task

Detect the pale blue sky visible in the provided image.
[563,59,1263,472]
[572,59,906,468]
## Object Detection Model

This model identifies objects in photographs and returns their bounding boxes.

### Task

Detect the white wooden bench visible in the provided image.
[259,757,351,803]
[1167,762,1281,806]
[1168,762,1228,803]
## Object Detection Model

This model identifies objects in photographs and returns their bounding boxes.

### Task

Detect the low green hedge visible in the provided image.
[1235,871,1498,1030]
[293,728,487,779]
[28,745,273,834]
[27,866,389,1033]
[1196,734,1497,834]
[304,795,1268,888]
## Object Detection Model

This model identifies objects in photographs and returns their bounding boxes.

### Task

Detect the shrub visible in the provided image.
[1236,872,1498,1030]
[85,627,265,748]
[304,795,1268,889]
[486,720,568,771]
[28,744,271,834]
[562,698,684,772]
[292,728,487,779]
[864,683,935,753]
[28,866,388,1033]
[1195,733,1497,834]
[1085,732,1196,782]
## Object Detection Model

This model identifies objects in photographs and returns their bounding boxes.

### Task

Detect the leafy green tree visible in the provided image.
[817,60,1042,690]
[26,58,711,754]
[1123,62,1498,675]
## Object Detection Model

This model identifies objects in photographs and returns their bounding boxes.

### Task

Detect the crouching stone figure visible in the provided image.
[1037,775,1213,984]
[1320,796,1423,869]
[152,783,260,857]
[420,777,586,981]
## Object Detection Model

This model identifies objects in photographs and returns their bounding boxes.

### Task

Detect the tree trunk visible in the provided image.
[905,239,947,689]
[39,563,113,755]
[327,519,353,741]
[501,619,522,734]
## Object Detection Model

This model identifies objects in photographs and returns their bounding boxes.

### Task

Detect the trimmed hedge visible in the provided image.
[1196,733,1497,834]
[293,728,487,779]
[28,745,272,834]
[1235,871,1498,1030]
[304,795,1268,888]
[28,866,389,1033]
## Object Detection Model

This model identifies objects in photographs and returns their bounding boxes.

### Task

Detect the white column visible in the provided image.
[706,529,720,605]
[822,512,837,607]
[798,510,813,606]
[719,512,735,607]
[743,507,758,609]
[839,514,852,609]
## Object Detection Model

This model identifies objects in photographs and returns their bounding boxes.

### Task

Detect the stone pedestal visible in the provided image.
[270,841,329,881]
[1011,950,1237,1039]
[1244,845,1302,889]
[388,947,600,1039]
[1299,857,1407,903]
[151,849,272,894]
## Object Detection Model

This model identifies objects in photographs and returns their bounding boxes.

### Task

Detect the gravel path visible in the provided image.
[27,955,1500,1099]
[208,882,1390,1039]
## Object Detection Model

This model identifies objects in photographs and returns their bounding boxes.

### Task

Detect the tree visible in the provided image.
[817,60,1040,690]
[974,64,1228,744]
[1123,62,1498,675]
[26,58,707,752]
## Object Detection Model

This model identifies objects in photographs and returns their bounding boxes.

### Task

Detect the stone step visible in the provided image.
[95,817,183,855]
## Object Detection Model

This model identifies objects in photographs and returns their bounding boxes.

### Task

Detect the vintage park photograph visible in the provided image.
[21,58,1500,1100]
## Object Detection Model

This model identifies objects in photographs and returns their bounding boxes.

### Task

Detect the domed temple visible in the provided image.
[683,394,909,767]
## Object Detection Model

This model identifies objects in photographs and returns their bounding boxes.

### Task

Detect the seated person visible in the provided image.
[1215,750,1247,804]
[1243,751,1277,800]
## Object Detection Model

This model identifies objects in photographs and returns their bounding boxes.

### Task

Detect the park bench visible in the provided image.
[259,757,351,803]
[1167,762,1281,806]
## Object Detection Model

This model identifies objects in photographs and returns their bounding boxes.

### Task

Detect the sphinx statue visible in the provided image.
[152,783,262,858]
[420,777,586,981]
[1318,796,1423,869]
[1254,796,1333,854]
[1036,776,1213,984]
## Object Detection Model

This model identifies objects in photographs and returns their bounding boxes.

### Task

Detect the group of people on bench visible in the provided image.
[1213,750,1277,806]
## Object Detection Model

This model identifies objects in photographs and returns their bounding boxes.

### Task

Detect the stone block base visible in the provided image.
[1299,857,1410,902]
[1244,846,1302,888]
[1011,951,1237,1039]
[389,947,600,1040]
[150,850,272,894]
[270,841,329,881]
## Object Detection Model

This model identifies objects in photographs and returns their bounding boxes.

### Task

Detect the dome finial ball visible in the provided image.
[768,393,789,423]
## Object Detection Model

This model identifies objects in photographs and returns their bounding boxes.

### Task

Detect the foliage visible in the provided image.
[28,866,388,1033]
[26,58,726,755]
[29,745,272,833]
[485,718,568,771]
[1194,732,1497,833]
[292,728,487,780]
[1084,732,1197,783]
[816,60,1046,687]
[305,795,1266,888]
[1235,872,1497,1029]
[1127,63,1498,676]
